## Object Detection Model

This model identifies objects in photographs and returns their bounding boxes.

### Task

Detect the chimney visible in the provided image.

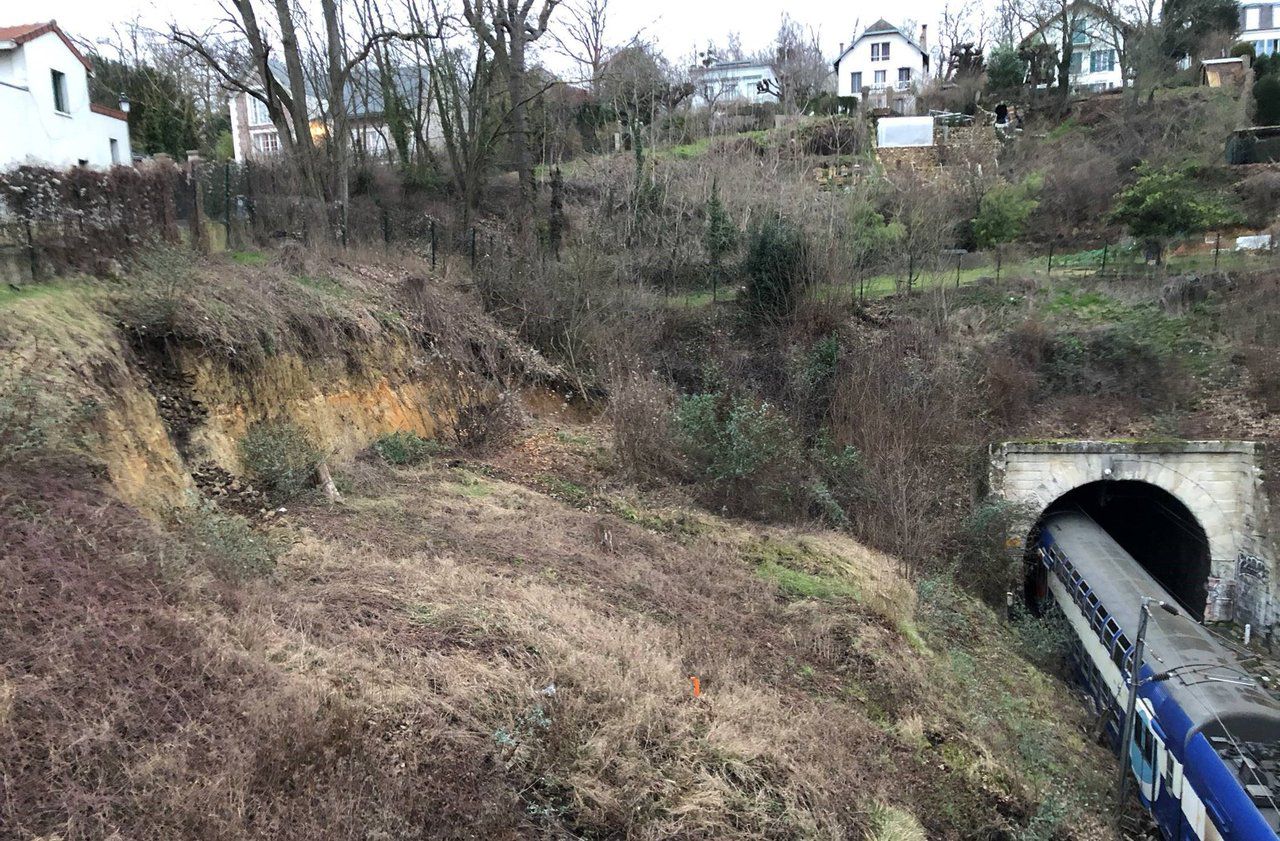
[838,42,845,55]
[920,24,928,52]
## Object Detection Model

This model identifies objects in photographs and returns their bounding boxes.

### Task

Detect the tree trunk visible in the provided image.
[273,0,326,201]
[322,0,350,212]
[509,35,535,213]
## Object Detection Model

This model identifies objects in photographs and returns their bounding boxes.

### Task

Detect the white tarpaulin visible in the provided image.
[1236,234,1272,251]
[877,116,934,149]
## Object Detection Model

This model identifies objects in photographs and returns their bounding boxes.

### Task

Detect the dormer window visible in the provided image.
[51,69,68,113]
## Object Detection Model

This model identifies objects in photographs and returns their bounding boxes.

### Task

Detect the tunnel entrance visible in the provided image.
[1041,481,1212,620]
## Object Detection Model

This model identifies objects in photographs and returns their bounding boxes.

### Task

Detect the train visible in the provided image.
[1033,510,1280,840]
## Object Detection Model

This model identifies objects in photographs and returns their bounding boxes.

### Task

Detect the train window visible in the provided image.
[1114,635,1132,671]
[1104,618,1120,642]
[1086,595,1103,632]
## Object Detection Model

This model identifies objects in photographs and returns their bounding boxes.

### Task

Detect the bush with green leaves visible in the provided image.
[954,497,1034,607]
[1109,165,1236,261]
[740,216,810,321]
[703,179,739,301]
[674,389,863,525]
[178,502,281,580]
[808,430,866,527]
[973,173,1043,249]
[239,421,322,503]
[373,430,441,466]
[675,392,807,517]
[1256,74,1280,127]
[985,44,1028,94]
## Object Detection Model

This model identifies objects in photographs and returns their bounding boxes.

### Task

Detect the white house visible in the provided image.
[1239,3,1280,57]
[689,59,777,109]
[833,20,930,114]
[1020,2,1126,91]
[0,21,131,169]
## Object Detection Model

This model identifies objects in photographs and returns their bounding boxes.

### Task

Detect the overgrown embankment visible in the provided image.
[0,247,1122,839]
[1,246,555,511]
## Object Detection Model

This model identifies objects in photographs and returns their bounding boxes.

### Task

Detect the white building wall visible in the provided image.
[1240,3,1280,54]
[836,32,926,98]
[1026,15,1125,91]
[0,31,131,169]
[690,62,775,108]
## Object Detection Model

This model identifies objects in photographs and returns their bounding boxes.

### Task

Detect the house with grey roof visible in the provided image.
[228,62,440,164]
[833,20,930,115]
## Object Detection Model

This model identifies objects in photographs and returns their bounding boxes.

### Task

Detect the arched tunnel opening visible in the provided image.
[1033,480,1212,621]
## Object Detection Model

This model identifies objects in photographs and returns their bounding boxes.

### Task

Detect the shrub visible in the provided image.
[1232,41,1258,60]
[1256,74,1280,126]
[610,371,684,482]
[373,430,441,465]
[1237,170,1280,227]
[808,430,866,527]
[973,173,1043,249]
[178,502,281,580]
[796,115,866,156]
[1026,140,1119,240]
[1011,606,1073,672]
[741,216,811,321]
[674,392,808,517]
[703,179,739,300]
[239,421,322,503]
[985,44,1028,94]
[1110,165,1236,260]
[954,498,1032,607]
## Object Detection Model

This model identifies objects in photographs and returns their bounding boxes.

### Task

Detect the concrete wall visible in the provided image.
[990,440,1273,626]
[0,31,131,169]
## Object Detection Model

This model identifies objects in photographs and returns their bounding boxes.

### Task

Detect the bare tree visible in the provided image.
[886,170,956,293]
[1094,0,1167,101]
[755,14,829,114]
[172,0,440,205]
[935,0,990,80]
[461,0,562,217]
[415,0,504,228]
[1011,0,1096,105]
[548,0,614,90]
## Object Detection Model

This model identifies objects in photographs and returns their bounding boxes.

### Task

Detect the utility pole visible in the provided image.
[1115,598,1180,819]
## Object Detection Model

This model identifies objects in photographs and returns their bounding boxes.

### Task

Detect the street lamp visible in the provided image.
[1115,597,1180,817]
[118,93,131,115]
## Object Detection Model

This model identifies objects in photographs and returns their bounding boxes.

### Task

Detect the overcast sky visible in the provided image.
[31,0,948,68]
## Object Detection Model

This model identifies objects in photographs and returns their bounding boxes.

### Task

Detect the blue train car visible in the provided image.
[1036,511,1280,840]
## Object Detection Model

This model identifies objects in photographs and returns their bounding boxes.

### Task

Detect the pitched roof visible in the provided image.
[833,19,926,66]
[0,21,93,71]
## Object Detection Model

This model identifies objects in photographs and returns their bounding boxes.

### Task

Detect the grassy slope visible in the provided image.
[0,418,1120,840]
[0,259,1124,839]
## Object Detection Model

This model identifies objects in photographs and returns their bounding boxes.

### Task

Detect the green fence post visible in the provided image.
[223,161,232,249]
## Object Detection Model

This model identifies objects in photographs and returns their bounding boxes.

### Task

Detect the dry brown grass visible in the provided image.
[0,404,1117,840]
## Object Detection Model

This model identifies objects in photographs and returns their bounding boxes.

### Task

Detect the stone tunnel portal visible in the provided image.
[1037,480,1213,620]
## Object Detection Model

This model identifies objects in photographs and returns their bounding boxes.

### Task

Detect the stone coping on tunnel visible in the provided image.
[993,440,1263,457]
